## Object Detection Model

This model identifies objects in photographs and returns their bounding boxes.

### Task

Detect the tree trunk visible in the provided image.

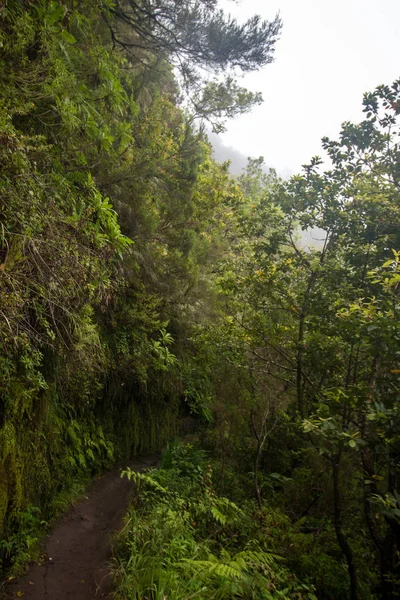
[250,408,264,510]
[254,442,262,510]
[331,453,359,600]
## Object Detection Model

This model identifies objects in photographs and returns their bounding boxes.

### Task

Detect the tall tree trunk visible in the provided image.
[331,453,359,600]
[251,408,264,510]
[254,440,263,510]
[250,407,277,510]
[382,455,400,599]
[297,312,305,418]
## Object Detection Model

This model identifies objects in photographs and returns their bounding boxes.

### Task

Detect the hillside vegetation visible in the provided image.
[1,1,400,598]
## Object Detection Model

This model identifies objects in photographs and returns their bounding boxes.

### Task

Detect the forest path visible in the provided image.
[5,454,159,600]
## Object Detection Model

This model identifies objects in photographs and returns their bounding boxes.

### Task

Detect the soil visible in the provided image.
[4,454,159,600]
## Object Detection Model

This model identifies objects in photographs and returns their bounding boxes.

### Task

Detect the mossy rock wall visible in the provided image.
[0,379,179,571]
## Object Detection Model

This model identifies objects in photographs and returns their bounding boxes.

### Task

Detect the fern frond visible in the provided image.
[177,558,246,581]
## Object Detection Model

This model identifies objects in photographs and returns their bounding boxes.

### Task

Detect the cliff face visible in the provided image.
[0,1,205,568]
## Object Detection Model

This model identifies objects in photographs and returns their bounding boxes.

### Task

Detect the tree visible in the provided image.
[105,0,282,129]
[206,80,400,598]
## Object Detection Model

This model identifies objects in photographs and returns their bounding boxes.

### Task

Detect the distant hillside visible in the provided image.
[207,131,294,180]
[208,132,325,249]
[207,131,252,175]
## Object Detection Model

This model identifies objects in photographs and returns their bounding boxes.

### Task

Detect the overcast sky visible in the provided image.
[213,0,400,176]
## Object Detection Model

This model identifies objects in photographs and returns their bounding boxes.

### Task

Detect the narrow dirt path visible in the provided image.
[5,454,159,600]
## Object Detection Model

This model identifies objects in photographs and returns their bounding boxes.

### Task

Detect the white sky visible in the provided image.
[217,0,400,176]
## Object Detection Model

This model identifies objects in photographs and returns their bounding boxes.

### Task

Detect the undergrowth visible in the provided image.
[113,442,317,600]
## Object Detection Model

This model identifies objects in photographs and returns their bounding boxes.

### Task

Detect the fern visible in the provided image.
[121,468,168,495]
[211,506,227,525]
[177,548,278,583]
[211,496,244,525]
[113,442,317,600]
[178,557,246,581]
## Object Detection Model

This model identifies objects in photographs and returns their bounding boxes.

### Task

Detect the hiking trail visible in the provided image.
[5,454,158,600]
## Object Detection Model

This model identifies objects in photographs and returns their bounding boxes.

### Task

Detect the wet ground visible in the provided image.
[4,455,158,600]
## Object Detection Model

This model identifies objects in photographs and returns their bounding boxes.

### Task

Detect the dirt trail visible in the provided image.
[4,454,159,600]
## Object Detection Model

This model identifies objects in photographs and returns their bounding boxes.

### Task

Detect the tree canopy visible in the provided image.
[107,0,282,129]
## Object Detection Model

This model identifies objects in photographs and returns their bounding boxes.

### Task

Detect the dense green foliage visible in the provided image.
[0,0,250,572]
[1,1,400,598]
[178,83,400,599]
[114,442,317,599]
